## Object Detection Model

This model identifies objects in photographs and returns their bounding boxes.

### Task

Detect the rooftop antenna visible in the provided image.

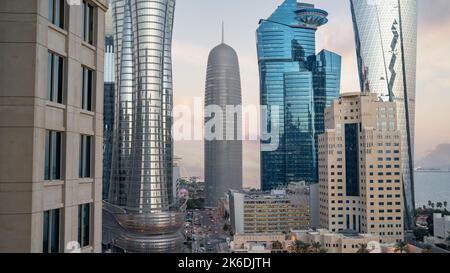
[221,21,225,44]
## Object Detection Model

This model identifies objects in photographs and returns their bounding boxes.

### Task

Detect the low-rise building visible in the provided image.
[433,213,450,245]
[230,233,288,253]
[290,229,380,253]
[229,182,311,234]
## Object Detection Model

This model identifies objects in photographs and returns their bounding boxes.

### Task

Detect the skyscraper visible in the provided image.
[204,26,243,207]
[103,35,115,201]
[257,0,341,190]
[0,0,107,252]
[350,0,417,229]
[319,92,404,244]
[105,0,184,253]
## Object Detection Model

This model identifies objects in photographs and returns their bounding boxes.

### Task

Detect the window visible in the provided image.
[48,0,65,29]
[81,66,93,111]
[43,209,60,253]
[47,51,64,103]
[44,131,62,180]
[78,203,91,247]
[82,1,95,45]
[79,135,92,178]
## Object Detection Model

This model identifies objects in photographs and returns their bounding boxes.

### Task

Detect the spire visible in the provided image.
[221,21,225,44]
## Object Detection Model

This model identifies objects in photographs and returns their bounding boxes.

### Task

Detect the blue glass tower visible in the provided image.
[257,0,341,190]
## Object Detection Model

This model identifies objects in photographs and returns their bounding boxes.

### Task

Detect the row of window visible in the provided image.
[48,0,95,45]
[43,203,91,253]
[47,51,94,110]
[45,131,92,181]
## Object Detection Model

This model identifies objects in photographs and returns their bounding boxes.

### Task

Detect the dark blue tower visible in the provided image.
[257,0,341,190]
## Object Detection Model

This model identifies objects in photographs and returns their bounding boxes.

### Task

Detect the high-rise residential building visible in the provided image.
[204,26,243,207]
[104,0,184,253]
[0,0,108,252]
[257,0,341,190]
[318,92,404,244]
[103,35,115,201]
[229,182,311,235]
[350,0,417,229]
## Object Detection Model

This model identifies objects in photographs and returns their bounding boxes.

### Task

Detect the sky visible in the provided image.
[171,0,450,188]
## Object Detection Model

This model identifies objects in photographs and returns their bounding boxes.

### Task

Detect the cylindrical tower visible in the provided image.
[204,33,243,207]
[350,0,417,230]
[106,0,183,253]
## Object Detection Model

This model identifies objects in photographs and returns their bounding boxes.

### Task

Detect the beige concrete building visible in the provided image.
[229,182,310,234]
[0,0,108,252]
[290,229,380,253]
[318,92,404,244]
[230,233,288,253]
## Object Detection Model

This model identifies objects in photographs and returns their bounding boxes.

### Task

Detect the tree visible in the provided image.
[394,241,409,253]
[293,240,310,253]
[431,202,435,210]
[413,227,429,242]
[319,247,328,253]
[444,201,448,211]
[422,244,433,253]
[356,243,370,253]
[428,200,432,208]
[437,202,443,210]
[272,241,283,250]
[311,242,322,253]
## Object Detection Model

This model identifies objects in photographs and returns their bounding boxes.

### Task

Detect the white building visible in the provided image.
[433,213,450,245]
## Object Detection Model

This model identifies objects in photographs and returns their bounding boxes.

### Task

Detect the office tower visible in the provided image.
[318,92,404,244]
[0,0,107,252]
[105,0,183,253]
[103,35,115,201]
[229,182,310,235]
[350,0,417,229]
[257,0,341,190]
[204,26,243,207]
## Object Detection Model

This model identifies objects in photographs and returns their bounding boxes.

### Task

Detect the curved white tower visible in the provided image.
[350,0,417,229]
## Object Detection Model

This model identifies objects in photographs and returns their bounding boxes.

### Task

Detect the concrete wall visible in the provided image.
[0,0,108,253]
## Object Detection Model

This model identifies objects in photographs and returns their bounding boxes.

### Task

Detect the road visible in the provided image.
[190,208,230,253]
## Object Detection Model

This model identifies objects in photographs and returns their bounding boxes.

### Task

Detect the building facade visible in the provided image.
[291,229,380,253]
[0,0,108,252]
[350,0,417,229]
[230,233,288,253]
[229,183,310,235]
[257,0,341,190]
[204,33,243,207]
[318,92,404,244]
[433,213,450,246]
[105,0,184,253]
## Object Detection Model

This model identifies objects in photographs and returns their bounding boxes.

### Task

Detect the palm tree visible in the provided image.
[311,242,322,253]
[444,201,448,211]
[356,243,370,253]
[394,241,409,253]
[428,200,432,208]
[431,202,435,210]
[319,247,328,253]
[272,240,283,250]
[422,244,433,253]
[437,202,443,210]
[293,240,311,253]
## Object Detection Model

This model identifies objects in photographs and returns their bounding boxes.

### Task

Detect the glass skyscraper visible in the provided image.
[257,0,341,190]
[350,0,417,229]
[103,35,115,201]
[105,0,184,253]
